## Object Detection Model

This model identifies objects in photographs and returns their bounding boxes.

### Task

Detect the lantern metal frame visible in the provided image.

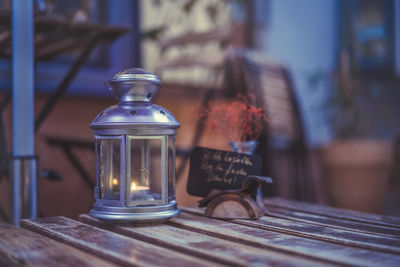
[89,68,180,223]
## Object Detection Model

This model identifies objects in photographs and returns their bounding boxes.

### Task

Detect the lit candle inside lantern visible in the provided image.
[130,182,150,195]
[111,178,120,195]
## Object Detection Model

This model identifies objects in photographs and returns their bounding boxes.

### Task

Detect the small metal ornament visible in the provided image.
[90,68,180,224]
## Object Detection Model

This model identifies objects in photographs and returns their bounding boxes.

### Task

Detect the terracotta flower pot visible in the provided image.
[319,140,392,214]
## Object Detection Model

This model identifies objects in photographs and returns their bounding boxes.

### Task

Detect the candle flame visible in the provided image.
[131,182,136,191]
[112,178,118,185]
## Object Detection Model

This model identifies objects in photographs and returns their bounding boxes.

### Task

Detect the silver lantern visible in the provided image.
[90,68,180,223]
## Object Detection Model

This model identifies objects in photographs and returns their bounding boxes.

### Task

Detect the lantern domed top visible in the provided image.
[91,68,179,132]
[105,68,160,102]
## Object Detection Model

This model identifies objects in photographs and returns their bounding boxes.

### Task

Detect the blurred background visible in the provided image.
[0,0,399,221]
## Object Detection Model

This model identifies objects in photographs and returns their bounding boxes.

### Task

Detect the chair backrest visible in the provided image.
[225,49,310,199]
[226,50,306,148]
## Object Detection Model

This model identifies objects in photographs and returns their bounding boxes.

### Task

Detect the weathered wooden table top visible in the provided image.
[1,197,399,266]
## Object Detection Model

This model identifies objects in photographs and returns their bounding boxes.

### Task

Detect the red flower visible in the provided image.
[200,94,269,141]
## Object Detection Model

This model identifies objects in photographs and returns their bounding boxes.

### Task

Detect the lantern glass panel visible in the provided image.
[96,137,121,201]
[168,136,176,202]
[128,137,163,205]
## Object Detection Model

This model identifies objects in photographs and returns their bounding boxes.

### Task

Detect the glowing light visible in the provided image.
[130,182,149,194]
[131,182,137,191]
[112,178,118,185]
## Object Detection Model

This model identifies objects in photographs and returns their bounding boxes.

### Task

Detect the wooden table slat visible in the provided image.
[21,217,223,267]
[172,210,400,267]
[182,206,400,254]
[79,214,333,267]
[265,198,400,228]
[0,222,115,267]
[267,206,400,238]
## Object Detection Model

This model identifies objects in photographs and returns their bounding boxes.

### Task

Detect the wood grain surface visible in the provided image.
[266,205,400,237]
[79,214,331,267]
[265,197,400,228]
[183,206,400,254]
[21,217,219,267]
[0,222,115,267]
[0,197,398,267]
[176,208,400,267]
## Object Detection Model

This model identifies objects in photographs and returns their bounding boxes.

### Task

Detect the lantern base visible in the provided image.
[89,201,180,224]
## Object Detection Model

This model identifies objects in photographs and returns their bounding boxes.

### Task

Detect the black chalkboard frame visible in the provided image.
[186,146,262,197]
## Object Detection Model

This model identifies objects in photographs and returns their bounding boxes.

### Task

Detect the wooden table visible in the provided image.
[1,198,399,266]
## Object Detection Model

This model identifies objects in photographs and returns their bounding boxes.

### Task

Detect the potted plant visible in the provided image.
[199,94,269,155]
[312,52,393,214]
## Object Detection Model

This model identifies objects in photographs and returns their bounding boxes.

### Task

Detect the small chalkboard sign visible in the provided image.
[187,146,262,197]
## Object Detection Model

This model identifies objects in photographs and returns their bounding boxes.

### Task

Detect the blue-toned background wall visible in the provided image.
[257,0,338,147]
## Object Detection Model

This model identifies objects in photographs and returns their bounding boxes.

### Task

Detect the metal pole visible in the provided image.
[11,0,37,226]
[395,0,400,76]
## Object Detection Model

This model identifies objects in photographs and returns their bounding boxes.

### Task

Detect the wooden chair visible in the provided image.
[225,49,313,201]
